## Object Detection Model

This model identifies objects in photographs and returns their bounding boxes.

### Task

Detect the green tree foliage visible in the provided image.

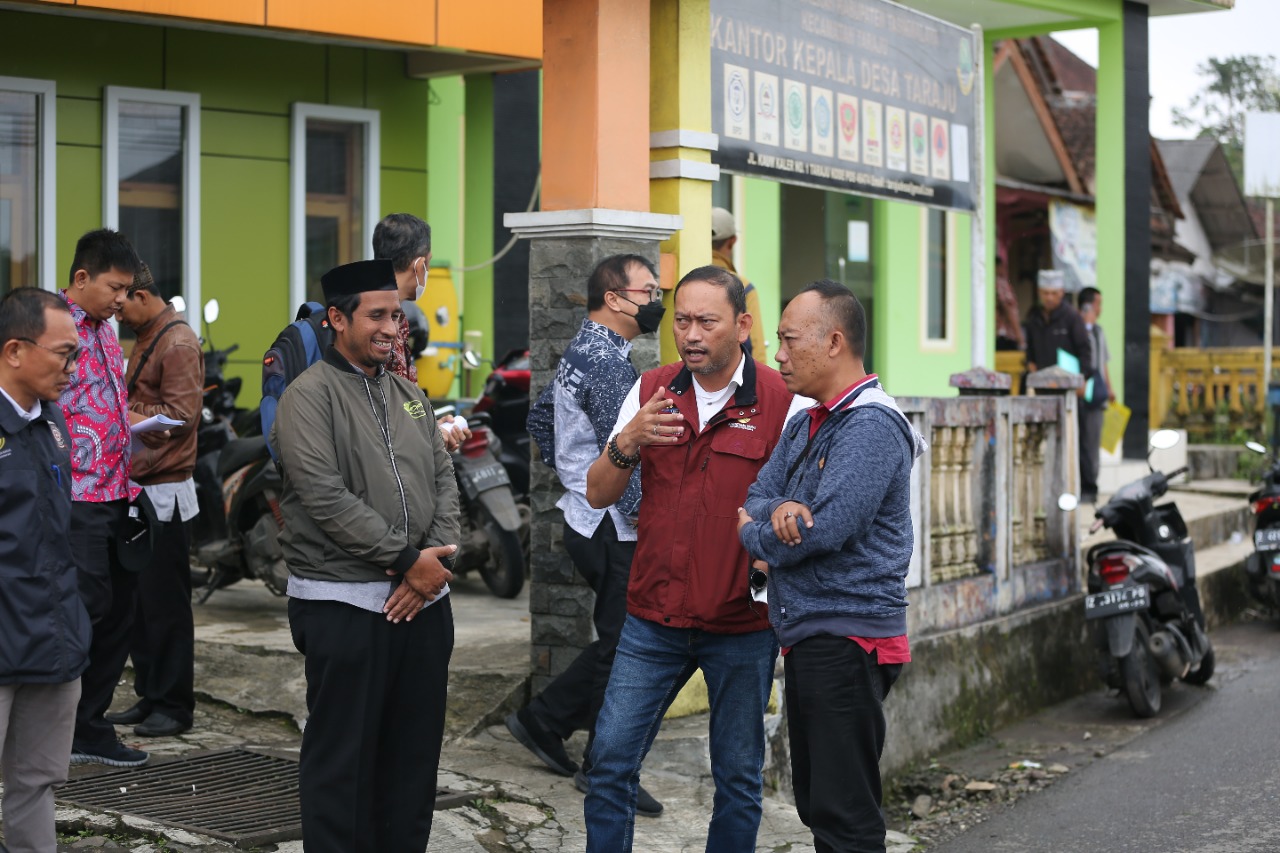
[1172,55,1280,181]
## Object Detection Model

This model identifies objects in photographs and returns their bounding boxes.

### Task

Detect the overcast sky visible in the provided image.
[1051,0,1278,140]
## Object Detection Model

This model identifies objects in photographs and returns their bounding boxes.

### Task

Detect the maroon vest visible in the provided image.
[629,355,794,633]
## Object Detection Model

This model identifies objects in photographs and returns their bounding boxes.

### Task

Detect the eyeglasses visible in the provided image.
[616,288,663,304]
[18,338,81,371]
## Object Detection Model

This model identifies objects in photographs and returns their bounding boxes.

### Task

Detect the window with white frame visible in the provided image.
[290,104,379,308]
[921,207,954,347]
[104,87,200,319]
[0,76,55,294]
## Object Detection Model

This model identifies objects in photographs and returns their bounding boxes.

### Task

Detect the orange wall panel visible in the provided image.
[436,0,540,59]
[267,0,435,47]
[72,0,264,24]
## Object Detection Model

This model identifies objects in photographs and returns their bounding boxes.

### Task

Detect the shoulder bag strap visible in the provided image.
[127,320,187,396]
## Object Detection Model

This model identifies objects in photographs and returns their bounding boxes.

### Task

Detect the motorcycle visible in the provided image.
[188,299,289,602]
[436,404,526,599]
[1243,439,1280,613]
[1075,428,1214,718]
[467,348,531,559]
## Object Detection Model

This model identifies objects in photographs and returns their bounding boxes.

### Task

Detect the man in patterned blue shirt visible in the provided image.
[510,254,666,815]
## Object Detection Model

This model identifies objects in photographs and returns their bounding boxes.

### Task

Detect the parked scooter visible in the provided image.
[1075,428,1214,718]
[187,299,288,602]
[467,348,531,560]
[436,404,526,599]
[1243,439,1280,613]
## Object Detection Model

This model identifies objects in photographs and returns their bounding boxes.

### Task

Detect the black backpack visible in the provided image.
[261,301,333,461]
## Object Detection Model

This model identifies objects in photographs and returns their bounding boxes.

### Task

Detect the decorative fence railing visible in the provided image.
[900,368,1080,637]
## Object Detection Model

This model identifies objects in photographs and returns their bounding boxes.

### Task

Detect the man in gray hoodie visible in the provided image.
[738,279,926,853]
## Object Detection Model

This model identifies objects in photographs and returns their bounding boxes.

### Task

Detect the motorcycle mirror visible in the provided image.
[463,349,482,369]
[203,299,221,325]
[170,295,187,315]
[1149,429,1181,451]
[1246,440,1268,455]
[1057,493,1079,512]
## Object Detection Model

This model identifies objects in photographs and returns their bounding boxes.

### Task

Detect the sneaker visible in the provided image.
[104,701,151,726]
[574,768,664,817]
[504,708,578,777]
[70,739,149,768]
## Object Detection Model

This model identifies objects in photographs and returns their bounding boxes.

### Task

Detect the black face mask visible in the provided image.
[620,295,666,335]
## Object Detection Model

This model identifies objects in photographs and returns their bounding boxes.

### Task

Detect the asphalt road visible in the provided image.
[935,618,1280,853]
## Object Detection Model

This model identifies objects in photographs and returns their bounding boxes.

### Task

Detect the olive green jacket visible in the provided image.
[272,346,459,583]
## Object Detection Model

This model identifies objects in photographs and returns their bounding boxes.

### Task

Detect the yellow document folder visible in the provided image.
[1101,401,1131,455]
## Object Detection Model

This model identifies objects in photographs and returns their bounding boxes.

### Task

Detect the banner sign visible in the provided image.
[711,0,979,211]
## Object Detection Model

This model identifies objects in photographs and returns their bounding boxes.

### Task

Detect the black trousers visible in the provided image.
[289,594,454,853]
[129,517,195,725]
[1079,405,1104,499]
[70,500,137,748]
[529,515,634,751]
[784,636,903,853]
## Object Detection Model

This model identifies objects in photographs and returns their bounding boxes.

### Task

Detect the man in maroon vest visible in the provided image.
[582,265,812,852]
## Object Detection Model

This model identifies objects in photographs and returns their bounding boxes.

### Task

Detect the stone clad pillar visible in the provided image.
[506,215,678,693]
[506,0,682,694]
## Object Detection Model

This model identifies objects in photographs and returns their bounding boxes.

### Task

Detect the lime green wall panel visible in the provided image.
[427,76,465,270]
[367,51,431,171]
[1095,19,1126,404]
[202,111,288,161]
[0,11,162,96]
[381,170,429,224]
[741,177,781,355]
[873,200,972,398]
[326,46,367,109]
[164,28,325,114]
[56,97,101,147]
[201,155,290,405]
[462,75,495,369]
[55,145,103,282]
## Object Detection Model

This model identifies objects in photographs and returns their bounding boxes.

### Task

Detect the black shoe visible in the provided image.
[574,768,663,817]
[504,708,578,777]
[70,739,149,768]
[1081,492,1098,505]
[135,711,191,738]
[104,701,151,726]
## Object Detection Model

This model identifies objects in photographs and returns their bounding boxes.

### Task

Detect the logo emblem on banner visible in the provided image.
[837,94,859,163]
[957,39,976,96]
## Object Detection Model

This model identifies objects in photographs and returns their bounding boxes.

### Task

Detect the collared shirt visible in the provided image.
[58,293,137,503]
[388,314,418,384]
[550,319,640,540]
[143,479,199,523]
[0,385,41,421]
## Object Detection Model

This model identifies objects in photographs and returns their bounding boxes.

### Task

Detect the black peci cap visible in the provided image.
[321,259,398,301]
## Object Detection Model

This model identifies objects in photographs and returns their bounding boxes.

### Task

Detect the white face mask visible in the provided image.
[413,261,426,301]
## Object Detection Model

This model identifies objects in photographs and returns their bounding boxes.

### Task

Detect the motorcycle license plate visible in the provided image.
[1084,585,1149,620]
[465,462,510,494]
[1254,528,1280,551]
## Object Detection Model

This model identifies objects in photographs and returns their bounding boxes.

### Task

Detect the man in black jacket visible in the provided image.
[1024,270,1093,378]
[0,288,91,853]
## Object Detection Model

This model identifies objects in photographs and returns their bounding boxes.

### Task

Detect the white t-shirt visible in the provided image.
[609,353,813,440]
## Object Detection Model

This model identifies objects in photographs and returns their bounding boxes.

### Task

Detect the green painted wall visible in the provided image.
[461,74,495,398]
[1095,19,1126,404]
[1,8,445,407]
[740,176,781,356]
[871,200,972,398]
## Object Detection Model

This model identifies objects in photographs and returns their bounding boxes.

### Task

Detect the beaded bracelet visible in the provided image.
[606,435,641,469]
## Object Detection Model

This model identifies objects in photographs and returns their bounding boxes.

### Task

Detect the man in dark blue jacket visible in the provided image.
[0,287,91,853]
[738,280,926,853]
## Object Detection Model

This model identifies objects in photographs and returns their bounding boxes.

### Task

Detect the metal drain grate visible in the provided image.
[58,747,473,849]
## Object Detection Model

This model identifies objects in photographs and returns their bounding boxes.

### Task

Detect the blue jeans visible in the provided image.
[584,614,779,852]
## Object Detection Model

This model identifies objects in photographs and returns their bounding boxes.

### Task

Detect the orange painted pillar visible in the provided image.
[541,0,652,212]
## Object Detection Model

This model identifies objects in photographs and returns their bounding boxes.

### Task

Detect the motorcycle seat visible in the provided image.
[1086,539,1163,564]
[218,435,270,478]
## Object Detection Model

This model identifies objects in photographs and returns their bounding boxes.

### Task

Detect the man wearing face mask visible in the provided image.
[372,212,470,450]
[510,255,665,816]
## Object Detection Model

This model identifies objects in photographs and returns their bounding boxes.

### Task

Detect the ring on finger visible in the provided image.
[653,425,659,436]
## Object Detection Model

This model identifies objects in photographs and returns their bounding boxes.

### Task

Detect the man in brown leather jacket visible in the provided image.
[110,263,204,738]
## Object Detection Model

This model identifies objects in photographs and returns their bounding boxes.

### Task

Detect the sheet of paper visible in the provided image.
[131,414,184,434]
[1056,348,1080,375]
